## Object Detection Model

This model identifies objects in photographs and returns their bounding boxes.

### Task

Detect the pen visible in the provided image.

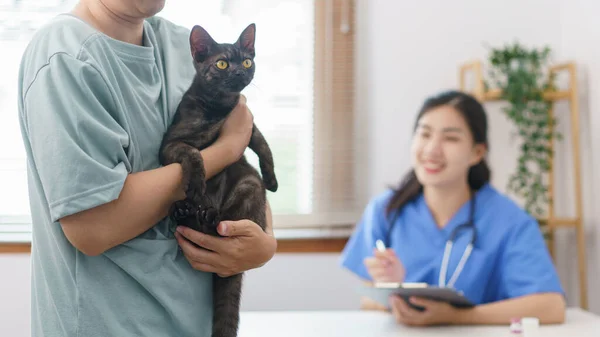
[375,239,386,252]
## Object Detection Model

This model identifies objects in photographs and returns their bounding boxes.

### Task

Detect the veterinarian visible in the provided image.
[340,90,566,326]
[17,1,276,336]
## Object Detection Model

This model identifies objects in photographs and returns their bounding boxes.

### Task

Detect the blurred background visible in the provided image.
[1,0,599,335]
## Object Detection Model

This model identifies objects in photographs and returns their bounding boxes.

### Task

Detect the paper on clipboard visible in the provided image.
[358,282,475,309]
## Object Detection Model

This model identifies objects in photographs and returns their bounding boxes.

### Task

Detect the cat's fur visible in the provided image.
[158,23,277,337]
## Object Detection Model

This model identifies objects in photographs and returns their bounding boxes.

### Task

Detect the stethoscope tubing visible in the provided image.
[386,191,477,289]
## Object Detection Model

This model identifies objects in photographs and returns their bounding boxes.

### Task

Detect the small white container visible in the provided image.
[521,317,540,337]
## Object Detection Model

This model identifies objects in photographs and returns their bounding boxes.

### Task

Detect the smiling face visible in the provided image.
[410,105,486,190]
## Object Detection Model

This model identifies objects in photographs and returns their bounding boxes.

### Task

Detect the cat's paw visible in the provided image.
[170,199,197,223]
[263,174,278,192]
[198,206,221,229]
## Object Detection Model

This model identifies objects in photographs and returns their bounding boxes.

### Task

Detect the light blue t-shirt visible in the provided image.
[18,14,213,336]
[340,183,565,305]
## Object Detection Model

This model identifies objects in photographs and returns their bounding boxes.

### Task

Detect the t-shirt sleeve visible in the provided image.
[498,215,565,299]
[21,53,130,223]
[339,192,391,281]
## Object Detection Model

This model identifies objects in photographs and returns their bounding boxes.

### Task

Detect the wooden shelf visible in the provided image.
[538,217,580,228]
[481,88,571,101]
[459,59,588,310]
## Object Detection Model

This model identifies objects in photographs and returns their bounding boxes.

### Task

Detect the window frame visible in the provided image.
[0,0,357,252]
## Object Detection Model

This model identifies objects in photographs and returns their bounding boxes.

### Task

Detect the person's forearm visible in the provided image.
[60,141,239,256]
[453,293,566,325]
[360,296,388,312]
[60,163,185,255]
[201,140,239,179]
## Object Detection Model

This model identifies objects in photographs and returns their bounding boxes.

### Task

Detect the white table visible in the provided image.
[238,308,600,337]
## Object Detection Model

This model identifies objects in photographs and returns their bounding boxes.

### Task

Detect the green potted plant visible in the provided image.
[484,42,562,236]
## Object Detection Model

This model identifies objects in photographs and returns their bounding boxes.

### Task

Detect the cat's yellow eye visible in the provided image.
[242,59,253,68]
[216,60,228,69]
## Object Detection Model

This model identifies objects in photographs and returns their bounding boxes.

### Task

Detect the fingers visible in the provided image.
[389,296,402,320]
[175,231,219,267]
[374,248,398,263]
[390,296,425,326]
[217,220,259,237]
[175,232,234,276]
[363,257,381,268]
[390,296,415,323]
[396,297,421,319]
[176,226,222,251]
[233,95,252,118]
[175,231,238,276]
[364,257,390,280]
[408,297,435,308]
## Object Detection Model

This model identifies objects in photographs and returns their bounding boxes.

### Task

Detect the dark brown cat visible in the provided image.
[158,23,277,337]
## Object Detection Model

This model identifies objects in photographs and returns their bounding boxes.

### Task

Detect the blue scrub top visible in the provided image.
[340,183,565,305]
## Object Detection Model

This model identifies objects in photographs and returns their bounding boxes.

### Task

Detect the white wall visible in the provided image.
[361,0,600,313]
[2,0,600,336]
[554,0,600,313]
[0,254,30,336]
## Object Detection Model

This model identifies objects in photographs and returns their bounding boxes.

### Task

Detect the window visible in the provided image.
[0,0,359,243]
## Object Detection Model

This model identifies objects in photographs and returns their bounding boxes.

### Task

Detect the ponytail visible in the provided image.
[385,170,421,217]
[468,159,491,190]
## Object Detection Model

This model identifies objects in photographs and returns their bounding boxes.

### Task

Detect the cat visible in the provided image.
[158,23,277,337]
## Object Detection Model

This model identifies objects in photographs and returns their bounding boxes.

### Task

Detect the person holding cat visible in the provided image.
[340,90,566,326]
[17,1,276,336]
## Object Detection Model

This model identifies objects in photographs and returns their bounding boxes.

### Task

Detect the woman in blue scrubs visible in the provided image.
[340,90,566,326]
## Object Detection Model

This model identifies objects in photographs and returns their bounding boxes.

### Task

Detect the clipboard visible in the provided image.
[358,282,475,311]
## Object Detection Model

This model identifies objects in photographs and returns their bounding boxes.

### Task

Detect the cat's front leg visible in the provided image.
[247,124,278,192]
[159,141,207,206]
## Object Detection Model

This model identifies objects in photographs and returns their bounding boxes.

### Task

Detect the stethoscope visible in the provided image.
[438,195,477,288]
[385,191,477,289]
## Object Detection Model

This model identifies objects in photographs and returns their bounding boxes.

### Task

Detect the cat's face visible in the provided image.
[189,24,256,93]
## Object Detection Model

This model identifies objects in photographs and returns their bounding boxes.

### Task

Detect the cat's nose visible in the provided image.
[234,70,244,77]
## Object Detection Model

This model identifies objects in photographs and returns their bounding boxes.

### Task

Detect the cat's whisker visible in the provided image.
[248,82,261,91]
[243,82,263,98]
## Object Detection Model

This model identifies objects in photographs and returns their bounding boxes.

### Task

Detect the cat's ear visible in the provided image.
[190,25,216,63]
[235,23,256,55]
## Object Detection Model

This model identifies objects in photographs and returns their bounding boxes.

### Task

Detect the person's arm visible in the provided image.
[339,194,391,280]
[460,215,566,325]
[21,52,254,257]
[360,296,388,311]
[453,293,566,325]
[60,140,238,256]
[60,98,253,256]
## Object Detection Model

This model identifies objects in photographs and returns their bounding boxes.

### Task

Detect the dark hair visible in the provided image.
[385,90,491,217]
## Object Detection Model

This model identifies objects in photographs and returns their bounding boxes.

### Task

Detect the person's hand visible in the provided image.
[364,248,405,282]
[174,218,276,277]
[389,296,459,326]
[218,94,254,162]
